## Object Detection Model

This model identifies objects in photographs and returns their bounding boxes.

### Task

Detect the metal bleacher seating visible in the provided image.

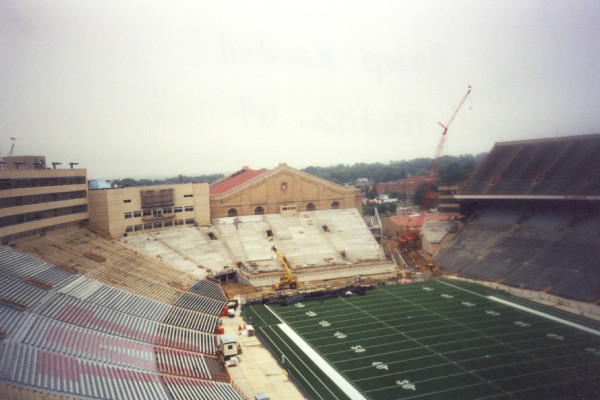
[188,280,227,302]
[0,244,242,400]
[437,208,600,303]
[435,209,519,274]
[174,292,227,316]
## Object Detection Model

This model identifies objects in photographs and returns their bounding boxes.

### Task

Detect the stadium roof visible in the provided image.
[209,167,268,194]
[458,134,600,200]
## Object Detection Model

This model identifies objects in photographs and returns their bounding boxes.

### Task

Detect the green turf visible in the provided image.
[243,279,600,399]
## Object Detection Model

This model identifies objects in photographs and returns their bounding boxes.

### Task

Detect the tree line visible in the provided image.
[112,174,225,187]
[303,153,485,186]
[111,153,484,189]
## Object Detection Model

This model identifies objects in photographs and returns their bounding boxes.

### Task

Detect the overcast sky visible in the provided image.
[1,1,599,180]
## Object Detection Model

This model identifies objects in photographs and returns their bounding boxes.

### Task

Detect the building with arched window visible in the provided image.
[209,163,362,219]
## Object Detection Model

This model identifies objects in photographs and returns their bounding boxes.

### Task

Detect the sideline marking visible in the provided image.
[487,296,600,337]
[265,304,366,399]
[278,323,367,400]
[265,305,285,323]
[440,280,600,337]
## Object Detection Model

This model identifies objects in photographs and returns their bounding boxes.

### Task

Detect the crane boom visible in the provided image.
[411,86,472,236]
[9,137,16,155]
[431,86,472,181]
[272,246,298,290]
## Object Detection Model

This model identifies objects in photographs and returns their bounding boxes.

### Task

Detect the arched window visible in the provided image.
[254,206,264,215]
[331,201,340,209]
[228,208,238,217]
[306,203,316,211]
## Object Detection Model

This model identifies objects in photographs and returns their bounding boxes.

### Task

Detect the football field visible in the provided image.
[242,279,600,399]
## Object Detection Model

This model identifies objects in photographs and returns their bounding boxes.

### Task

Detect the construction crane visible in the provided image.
[399,86,472,249]
[9,137,16,155]
[271,246,298,290]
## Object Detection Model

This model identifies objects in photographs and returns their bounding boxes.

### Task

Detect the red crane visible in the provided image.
[399,86,472,248]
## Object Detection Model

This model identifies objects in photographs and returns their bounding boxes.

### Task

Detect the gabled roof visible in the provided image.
[209,168,268,194]
[210,164,360,197]
[458,134,600,199]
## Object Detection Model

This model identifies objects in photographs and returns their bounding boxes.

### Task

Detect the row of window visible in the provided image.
[0,190,87,209]
[0,176,86,190]
[123,194,192,204]
[124,206,193,219]
[227,201,339,217]
[0,205,88,228]
[124,218,195,232]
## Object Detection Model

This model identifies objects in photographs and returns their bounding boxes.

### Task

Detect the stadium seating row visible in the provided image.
[435,208,600,302]
[0,244,240,400]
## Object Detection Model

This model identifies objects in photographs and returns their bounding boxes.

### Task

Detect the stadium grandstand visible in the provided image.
[3,135,600,399]
[0,230,244,400]
[122,208,395,287]
[435,133,600,303]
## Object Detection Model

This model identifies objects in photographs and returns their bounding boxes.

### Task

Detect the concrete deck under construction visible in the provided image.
[122,209,396,287]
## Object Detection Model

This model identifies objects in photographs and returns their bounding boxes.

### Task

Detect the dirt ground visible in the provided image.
[221,273,401,301]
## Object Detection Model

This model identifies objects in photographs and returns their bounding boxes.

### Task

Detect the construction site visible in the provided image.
[2,131,600,399]
[121,208,395,290]
[2,73,600,398]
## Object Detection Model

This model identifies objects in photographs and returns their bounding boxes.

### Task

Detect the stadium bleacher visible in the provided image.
[436,206,600,302]
[461,134,600,196]
[438,134,600,304]
[0,245,242,400]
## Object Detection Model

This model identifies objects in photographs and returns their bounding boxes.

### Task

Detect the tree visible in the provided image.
[376,203,388,215]
[413,182,428,207]
[387,202,397,214]
[366,188,379,200]
[385,190,401,199]
[362,204,375,215]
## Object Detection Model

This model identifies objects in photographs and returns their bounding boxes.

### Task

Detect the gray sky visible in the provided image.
[1,1,599,180]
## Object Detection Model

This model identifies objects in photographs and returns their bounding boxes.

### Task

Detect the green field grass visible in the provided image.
[242,279,600,400]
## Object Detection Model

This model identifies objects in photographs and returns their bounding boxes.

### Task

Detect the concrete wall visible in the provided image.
[210,164,362,218]
[88,182,210,238]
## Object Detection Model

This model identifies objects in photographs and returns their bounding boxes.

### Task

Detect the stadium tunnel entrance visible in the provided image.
[213,270,237,283]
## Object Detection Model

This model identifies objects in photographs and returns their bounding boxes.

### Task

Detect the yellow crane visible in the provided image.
[272,246,298,290]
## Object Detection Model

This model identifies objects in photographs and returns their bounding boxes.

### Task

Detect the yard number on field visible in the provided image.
[547,333,564,341]
[396,379,416,391]
[372,361,388,370]
[585,347,600,356]
[351,345,365,353]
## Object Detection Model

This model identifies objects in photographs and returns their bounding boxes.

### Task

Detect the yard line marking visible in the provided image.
[246,306,267,325]
[264,305,285,324]
[439,279,600,337]
[487,296,600,337]
[438,279,487,297]
[278,323,367,400]
[379,287,516,398]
